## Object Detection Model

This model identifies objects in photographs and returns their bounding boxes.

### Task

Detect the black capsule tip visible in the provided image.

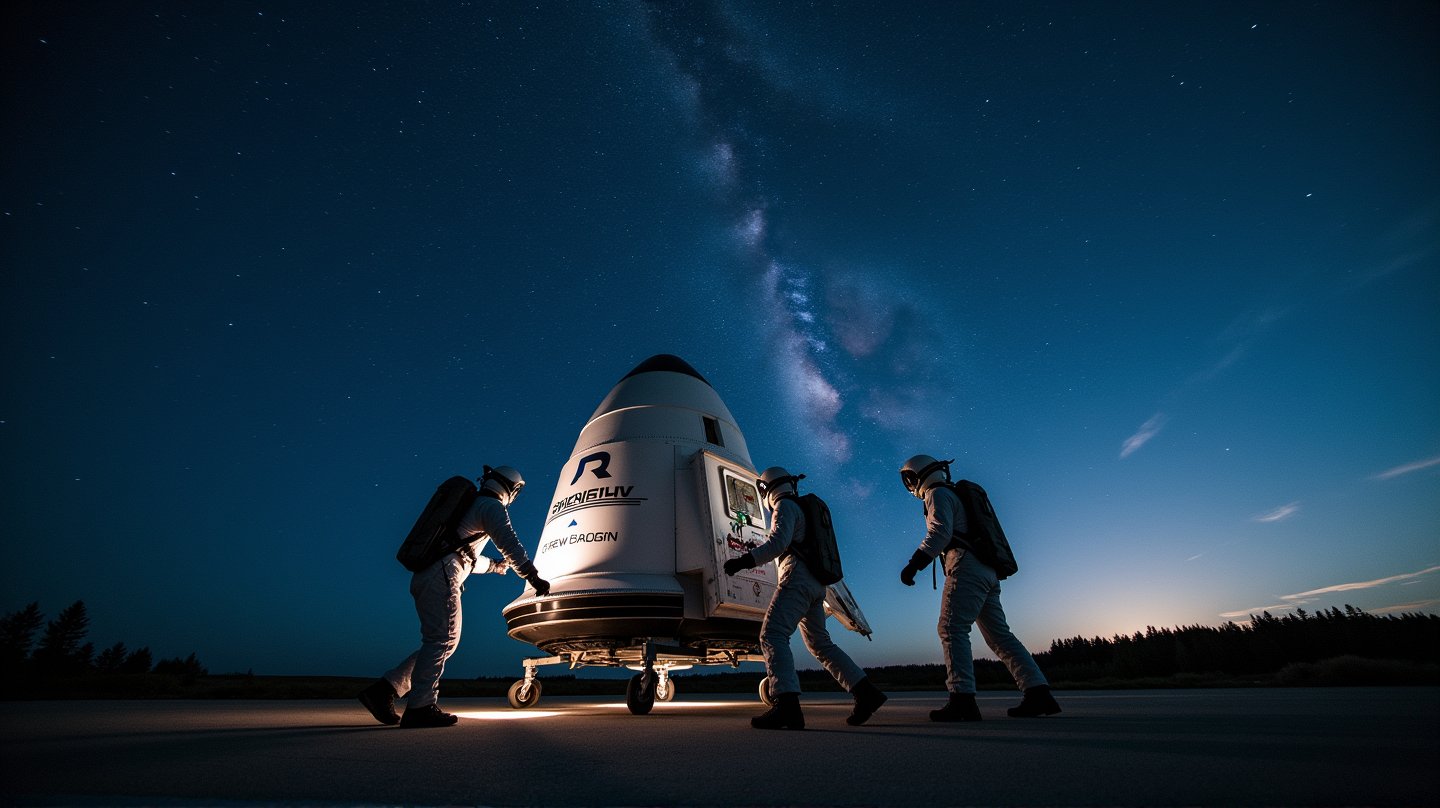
[621,354,711,386]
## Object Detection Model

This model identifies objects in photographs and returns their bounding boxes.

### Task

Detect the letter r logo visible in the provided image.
[570,452,613,485]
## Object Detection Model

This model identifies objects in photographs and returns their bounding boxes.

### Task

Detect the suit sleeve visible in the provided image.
[749,498,803,567]
[478,498,537,576]
[917,487,965,558]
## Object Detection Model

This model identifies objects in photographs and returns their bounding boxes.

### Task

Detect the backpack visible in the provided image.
[945,480,1019,580]
[395,476,480,572]
[792,493,844,585]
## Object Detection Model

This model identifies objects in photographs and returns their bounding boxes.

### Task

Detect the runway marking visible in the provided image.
[453,710,565,720]
[597,701,741,708]
[455,703,741,719]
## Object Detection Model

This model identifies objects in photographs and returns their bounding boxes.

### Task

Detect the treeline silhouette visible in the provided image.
[674,606,1439,691]
[1029,606,1440,683]
[3,599,1435,698]
[1,601,207,687]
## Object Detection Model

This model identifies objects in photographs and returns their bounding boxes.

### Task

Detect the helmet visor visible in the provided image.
[482,467,524,501]
[900,469,920,492]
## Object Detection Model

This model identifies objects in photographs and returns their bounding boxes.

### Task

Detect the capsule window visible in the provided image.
[703,416,724,447]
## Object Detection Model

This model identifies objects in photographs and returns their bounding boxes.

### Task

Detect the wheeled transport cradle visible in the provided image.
[507,639,766,715]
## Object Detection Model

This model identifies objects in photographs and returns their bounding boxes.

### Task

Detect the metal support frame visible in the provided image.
[518,642,765,697]
[518,654,564,702]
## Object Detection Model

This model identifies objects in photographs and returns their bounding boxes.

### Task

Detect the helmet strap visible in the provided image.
[915,459,953,496]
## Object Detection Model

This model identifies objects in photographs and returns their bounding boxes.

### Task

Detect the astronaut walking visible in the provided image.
[724,466,888,729]
[358,466,550,728]
[898,455,1061,721]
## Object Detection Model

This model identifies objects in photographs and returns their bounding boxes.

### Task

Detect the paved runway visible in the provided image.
[2,688,1436,807]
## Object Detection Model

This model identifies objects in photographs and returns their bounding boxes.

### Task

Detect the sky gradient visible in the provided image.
[2,2,1437,678]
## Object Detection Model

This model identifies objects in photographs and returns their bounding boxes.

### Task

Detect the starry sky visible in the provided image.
[3,3,1437,678]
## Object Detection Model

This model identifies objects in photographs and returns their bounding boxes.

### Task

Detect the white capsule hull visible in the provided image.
[504,356,776,654]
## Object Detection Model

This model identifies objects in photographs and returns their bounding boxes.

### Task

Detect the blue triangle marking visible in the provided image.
[569,520,578,527]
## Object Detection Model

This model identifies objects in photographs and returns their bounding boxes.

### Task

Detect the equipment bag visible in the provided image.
[948,480,1019,580]
[395,476,480,572]
[794,493,844,585]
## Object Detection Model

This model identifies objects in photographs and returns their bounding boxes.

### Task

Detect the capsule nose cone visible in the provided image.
[620,354,710,387]
[579,354,752,467]
[590,355,731,426]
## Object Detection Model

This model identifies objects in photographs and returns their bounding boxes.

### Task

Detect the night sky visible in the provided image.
[3,3,1436,678]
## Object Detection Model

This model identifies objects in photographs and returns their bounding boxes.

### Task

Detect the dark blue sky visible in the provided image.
[3,2,1436,677]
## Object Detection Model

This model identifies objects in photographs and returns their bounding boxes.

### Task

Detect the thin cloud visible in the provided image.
[1216,306,1289,345]
[1253,502,1301,522]
[1279,565,1440,601]
[1184,345,1247,386]
[1120,413,1168,458]
[1184,308,1287,386]
[1218,604,1293,619]
[1346,202,1439,290]
[1349,248,1433,289]
[1373,455,1440,480]
[1129,306,1287,463]
[1370,599,1440,615]
[1186,553,1204,562]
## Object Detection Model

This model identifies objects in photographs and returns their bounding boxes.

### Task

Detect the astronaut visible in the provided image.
[898,454,1061,721]
[358,466,550,728]
[724,467,888,729]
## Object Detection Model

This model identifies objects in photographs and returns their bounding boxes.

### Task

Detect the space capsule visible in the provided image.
[501,354,870,713]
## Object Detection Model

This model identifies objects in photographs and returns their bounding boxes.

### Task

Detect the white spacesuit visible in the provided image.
[359,466,547,729]
[724,467,886,729]
[899,454,1060,721]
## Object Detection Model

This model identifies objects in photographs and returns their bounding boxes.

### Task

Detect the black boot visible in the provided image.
[399,704,459,728]
[357,679,400,725]
[930,691,983,722]
[751,692,805,730]
[1008,685,1062,717]
[846,677,888,726]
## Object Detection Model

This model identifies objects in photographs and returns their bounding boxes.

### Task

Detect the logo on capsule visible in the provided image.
[570,452,612,485]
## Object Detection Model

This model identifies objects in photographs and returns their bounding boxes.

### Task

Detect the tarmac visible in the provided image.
[1,688,1437,807]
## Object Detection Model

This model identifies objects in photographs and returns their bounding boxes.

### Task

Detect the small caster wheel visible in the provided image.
[656,678,675,702]
[758,676,775,706]
[507,678,541,709]
[626,672,657,715]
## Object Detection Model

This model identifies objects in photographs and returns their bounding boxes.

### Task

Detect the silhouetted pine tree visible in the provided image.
[152,652,207,684]
[119,647,153,674]
[95,643,152,675]
[33,601,92,676]
[0,602,45,676]
[94,642,129,674]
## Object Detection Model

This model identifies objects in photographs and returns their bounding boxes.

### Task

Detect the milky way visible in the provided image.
[638,2,958,468]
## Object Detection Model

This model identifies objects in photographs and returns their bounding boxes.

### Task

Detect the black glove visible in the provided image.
[515,561,550,596]
[723,552,757,576]
[901,549,931,587]
[526,574,551,597]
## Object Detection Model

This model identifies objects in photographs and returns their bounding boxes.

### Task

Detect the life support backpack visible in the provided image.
[395,476,480,572]
[792,493,844,585]
[942,480,1018,580]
